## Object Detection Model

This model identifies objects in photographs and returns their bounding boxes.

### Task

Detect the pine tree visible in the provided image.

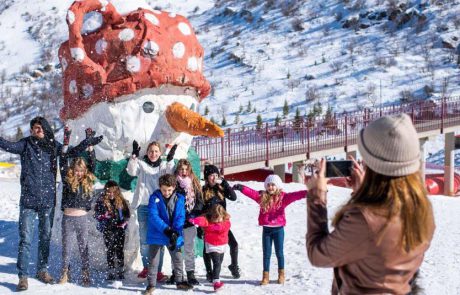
[15,127,23,140]
[221,115,227,127]
[238,104,243,114]
[294,108,302,131]
[234,114,240,124]
[204,105,209,116]
[287,70,291,79]
[274,114,281,126]
[210,117,215,124]
[247,101,252,113]
[256,114,263,130]
[283,99,289,118]
[253,106,257,113]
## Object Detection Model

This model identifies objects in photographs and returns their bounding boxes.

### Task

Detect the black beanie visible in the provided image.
[204,165,220,179]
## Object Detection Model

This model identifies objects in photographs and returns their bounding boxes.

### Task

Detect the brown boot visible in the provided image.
[16,277,28,291]
[58,267,70,284]
[82,268,90,286]
[260,271,269,285]
[36,271,54,284]
[277,269,285,284]
[143,285,155,295]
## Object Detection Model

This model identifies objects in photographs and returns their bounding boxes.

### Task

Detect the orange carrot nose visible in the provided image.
[166,102,224,137]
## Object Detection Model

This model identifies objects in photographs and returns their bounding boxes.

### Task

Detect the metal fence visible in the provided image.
[192,97,460,173]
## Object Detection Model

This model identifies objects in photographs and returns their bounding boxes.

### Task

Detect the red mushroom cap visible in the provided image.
[59,0,211,120]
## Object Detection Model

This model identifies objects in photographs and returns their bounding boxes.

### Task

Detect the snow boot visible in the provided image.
[228,264,241,279]
[16,277,28,291]
[277,269,285,284]
[36,271,54,284]
[143,285,155,295]
[138,267,148,279]
[260,271,269,285]
[106,268,116,281]
[187,271,200,285]
[165,273,175,285]
[176,281,193,290]
[58,267,70,284]
[82,268,90,286]
[213,281,224,291]
[157,272,169,283]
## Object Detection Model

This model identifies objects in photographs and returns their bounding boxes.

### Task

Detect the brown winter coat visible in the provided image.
[306,189,435,295]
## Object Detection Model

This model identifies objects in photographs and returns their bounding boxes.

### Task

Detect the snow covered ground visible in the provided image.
[0,178,459,294]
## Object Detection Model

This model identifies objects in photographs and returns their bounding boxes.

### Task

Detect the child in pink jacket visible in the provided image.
[233,174,307,285]
[189,204,230,292]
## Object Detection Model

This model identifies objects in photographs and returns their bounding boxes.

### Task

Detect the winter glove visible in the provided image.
[168,232,178,251]
[85,128,96,139]
[132,140,141,158]
[232,184,243,191]
[163,227,175,238]
[87,135,103,146]
[116,221,128,229]
[166,144,178,162]
[196,227,204,239]
[97,211,112,221]
[63,126,72,145]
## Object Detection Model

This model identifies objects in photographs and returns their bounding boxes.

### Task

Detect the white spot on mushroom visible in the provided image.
[187,57,198,72]
[118,28,135,41]
[169,12,177,18]
[144,13,160,26]
[172,42,185,59]
[82,84,94,98]
[70,47,85,62]
[152,10,161,15]
[126,56,141,73]
[95,39,108,55]
[178,22,191,35]
[143,40,160,57]
[69,80,77,94]
[67,10,75,25]
[98,0,108,8]
[61,57,68,71]
[198,57,203,72]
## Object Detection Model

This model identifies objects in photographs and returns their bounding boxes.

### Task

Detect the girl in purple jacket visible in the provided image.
[233,174,307,286]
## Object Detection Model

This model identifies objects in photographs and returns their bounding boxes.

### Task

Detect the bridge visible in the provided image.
[192,96,460,195]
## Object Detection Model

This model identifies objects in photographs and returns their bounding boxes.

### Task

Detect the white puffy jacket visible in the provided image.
[127,156,175,209]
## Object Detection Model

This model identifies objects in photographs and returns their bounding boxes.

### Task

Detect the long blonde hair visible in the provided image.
[260,189,282,213]
[333,169,434,252]
[66,158,96,197]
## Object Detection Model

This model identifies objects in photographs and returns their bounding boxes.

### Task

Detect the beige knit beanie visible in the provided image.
[357,113,420,177]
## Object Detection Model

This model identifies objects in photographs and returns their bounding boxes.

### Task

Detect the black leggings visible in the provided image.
[209,252,224,281]
[203,230,238,272]
[103,228,125,272]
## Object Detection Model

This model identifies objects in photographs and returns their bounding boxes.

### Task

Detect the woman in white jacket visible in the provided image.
[127,140,177,280]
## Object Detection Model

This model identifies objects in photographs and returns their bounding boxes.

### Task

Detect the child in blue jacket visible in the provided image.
[143,174,193,295]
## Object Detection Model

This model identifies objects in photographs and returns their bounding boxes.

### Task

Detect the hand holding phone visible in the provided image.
[325,160,352,178]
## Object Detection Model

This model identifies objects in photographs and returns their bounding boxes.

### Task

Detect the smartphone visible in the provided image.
[325,160,352,178]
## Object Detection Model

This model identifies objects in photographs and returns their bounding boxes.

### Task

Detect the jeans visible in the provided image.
[138,205,164,271]
[262,226,284,272]
[17,206,54,278]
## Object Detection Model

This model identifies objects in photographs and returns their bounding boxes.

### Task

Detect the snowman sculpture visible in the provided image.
[58,0,223,274]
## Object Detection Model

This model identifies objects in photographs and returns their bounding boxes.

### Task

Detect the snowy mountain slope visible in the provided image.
[0,179,459,294]
[0,0,459,138]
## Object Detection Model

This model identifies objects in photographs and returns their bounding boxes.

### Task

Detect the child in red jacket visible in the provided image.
[233,174,307,285]
[189,205,230,291]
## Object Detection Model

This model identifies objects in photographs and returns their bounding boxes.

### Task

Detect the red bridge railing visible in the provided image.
[192,97,460,174]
